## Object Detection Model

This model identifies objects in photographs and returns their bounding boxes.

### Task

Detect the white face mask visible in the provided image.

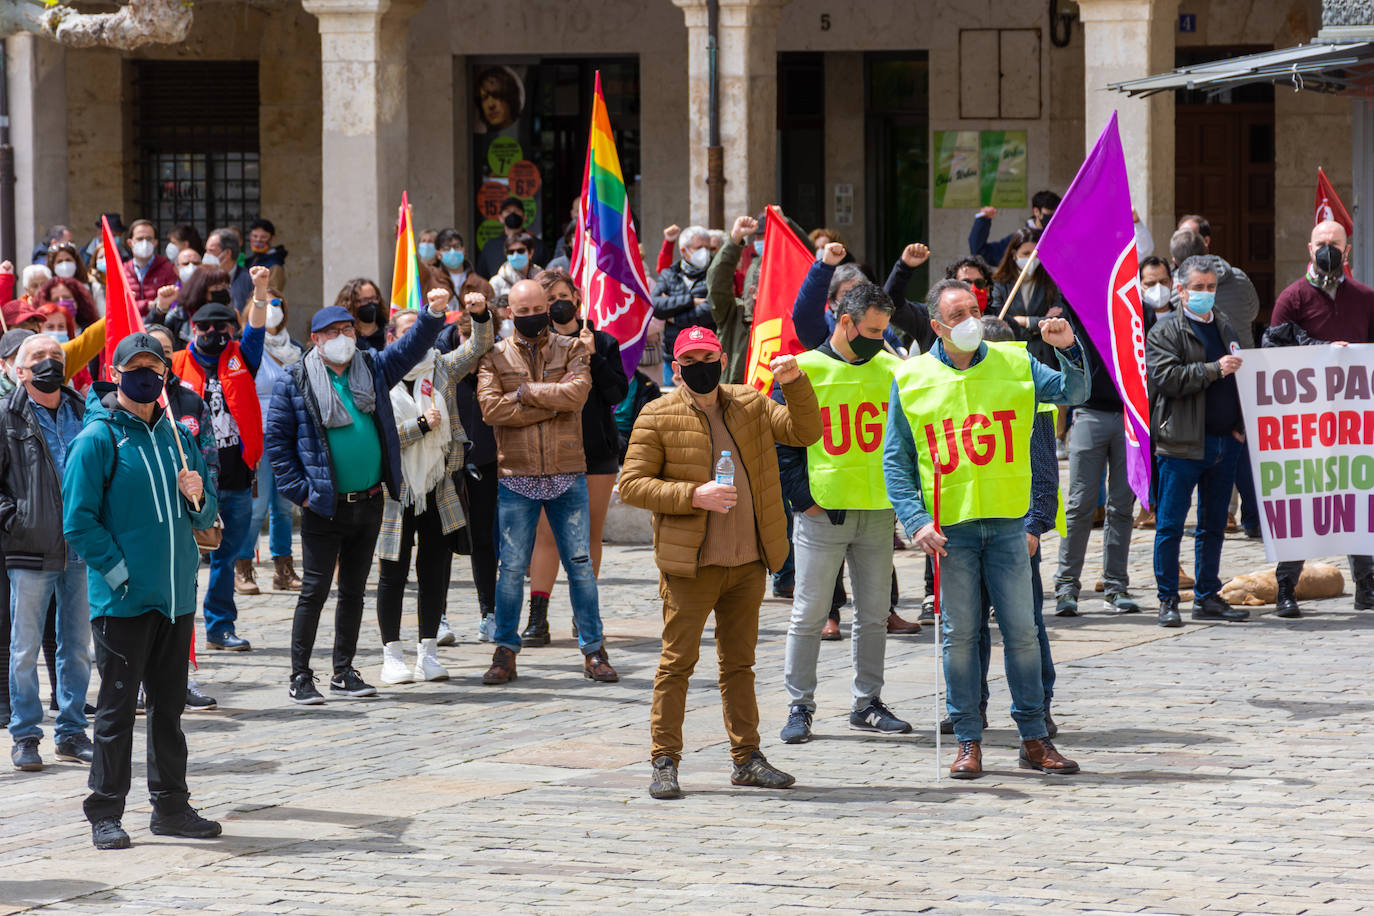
[95,258,106,274]
[266,304,284,329]
[940,315,985,352]
[1015,255,1036,274]
[165,242,180,261]
[178,264,198,284]
[1142,283,1171,310]
[54,260,77,279]
[200,252,220,270]
[132,239,155,260]
[320,334,356,365]
[685,247,710,270]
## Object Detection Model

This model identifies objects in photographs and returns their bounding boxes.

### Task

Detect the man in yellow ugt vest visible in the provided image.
[883,278,1089,780]
[775,283,911,745]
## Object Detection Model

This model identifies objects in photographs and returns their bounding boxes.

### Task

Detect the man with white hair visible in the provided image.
[651,224,714,358]
[0,334,91,772]
[1263,219,1374,616]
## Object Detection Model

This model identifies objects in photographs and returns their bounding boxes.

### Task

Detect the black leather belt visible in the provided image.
[341,485,383,503]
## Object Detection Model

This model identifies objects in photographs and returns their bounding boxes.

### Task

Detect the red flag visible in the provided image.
[743,205,811,391]
[100,216,147,382]
[1315,167,1354,237]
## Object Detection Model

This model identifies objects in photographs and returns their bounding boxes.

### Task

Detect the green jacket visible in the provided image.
[706,239,753,385]
[62,384,219,620]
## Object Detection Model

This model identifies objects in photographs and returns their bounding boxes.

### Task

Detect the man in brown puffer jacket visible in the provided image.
[619,325,821,799]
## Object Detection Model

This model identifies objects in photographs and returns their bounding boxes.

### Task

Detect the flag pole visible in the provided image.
[170,424,201,513]
[932,469,942,779]
[995,249,1040,321]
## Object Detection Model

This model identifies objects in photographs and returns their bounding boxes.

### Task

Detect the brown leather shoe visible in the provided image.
[950,740,982,779]
[234,559,260,596]
[1178,566,1195,589]
[886,611,921,634]
[820,617,842,641]
[482,647,517,685]
[1019,737,1080,775]
[272,556,302,591]
[1134,509,1155,529]
[583,648,619,683]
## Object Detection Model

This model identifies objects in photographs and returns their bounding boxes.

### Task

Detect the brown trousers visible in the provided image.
[650,562,765,766]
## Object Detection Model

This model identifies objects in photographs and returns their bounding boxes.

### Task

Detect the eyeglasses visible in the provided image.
[317,326,357,341]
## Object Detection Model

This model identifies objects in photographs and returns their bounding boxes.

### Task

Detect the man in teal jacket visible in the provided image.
[62,333,221,850]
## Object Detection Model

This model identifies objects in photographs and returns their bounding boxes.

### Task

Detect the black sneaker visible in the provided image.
[1158,597,1183,628]
[55,733,94,764]
[150,807,222,838]
[779,705,813,744]
[91,817,131,850]
[849,698,912,734]
[1055,594,1079,617]
[185,682,218,711]
[289,673,325,705]
[330,668,377,698]
[730,751,796,789]
[11,737,42,771]
[918,595,935,623]
[1191,595,1249,622]
[649,755,682,799]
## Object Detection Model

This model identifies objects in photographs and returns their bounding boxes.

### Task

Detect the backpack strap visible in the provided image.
[101,420,119,492]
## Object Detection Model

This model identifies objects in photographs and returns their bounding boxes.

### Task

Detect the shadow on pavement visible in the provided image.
[0,880,109,907]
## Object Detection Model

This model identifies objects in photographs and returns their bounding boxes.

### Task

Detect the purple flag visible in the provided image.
[1035,113,1152,505]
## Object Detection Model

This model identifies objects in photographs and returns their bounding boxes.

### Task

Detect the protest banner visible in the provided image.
[1236,343,1374,562]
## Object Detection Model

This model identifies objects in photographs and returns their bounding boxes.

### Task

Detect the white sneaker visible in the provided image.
[435,618,456,647]
[478,615,494,643]
[414,638,449,682]
[379,641,413,685]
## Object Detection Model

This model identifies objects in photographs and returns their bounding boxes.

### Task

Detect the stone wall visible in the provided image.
[1322,0,1374,26]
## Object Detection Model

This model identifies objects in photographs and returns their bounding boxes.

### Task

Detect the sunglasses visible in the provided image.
[966,278,990,290]
[195,321,232,333]
[508,248,529,255]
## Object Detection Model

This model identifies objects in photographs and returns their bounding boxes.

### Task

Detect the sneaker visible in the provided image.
[649,755,682,799]
[1158,597,1183,628]
[186,681,218,711]
[849,698,912,734]
[150,807,222,838]
[919,595,935,623]
[1055,594,1079,617]
[1104,592,1140,614]
[55,733,95,764]
[477,615,494,644]
[330,668,377,698]
[11,737,42,771]
[413,638,450,682]
[289,673,325,705]
[779,705,813,744]
[206,633,251,652]
[91,817,131,850]
[730,751,796,789]
[435,617,457,647]
[379,641,413,685]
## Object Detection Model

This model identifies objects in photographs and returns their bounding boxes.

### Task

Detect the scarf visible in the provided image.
[389,349,450,512]
[305,346,375,428]
[264,329,301,367]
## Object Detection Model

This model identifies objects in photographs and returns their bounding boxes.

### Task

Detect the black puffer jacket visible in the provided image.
[652,261,713,355]
[0,385,86,570]
[1145,311,1242,460]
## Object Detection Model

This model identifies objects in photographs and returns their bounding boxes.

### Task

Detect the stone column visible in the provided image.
[4,33,69,264]
[302,0,419,301]
[1078,0,1178,254]
[673,0,785,228]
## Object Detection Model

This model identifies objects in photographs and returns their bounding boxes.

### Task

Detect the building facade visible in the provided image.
[3,0,1358,336]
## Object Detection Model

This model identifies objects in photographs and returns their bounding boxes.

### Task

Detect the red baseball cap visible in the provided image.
[673,325,723,360]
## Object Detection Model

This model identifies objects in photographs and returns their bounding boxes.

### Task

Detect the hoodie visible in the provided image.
[61,384,219,620]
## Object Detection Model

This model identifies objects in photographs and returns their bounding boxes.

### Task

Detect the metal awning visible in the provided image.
[1107,39,1374,97]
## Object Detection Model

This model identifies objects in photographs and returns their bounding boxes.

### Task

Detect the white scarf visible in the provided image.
[264,328,300,367]
[389,349,450,512]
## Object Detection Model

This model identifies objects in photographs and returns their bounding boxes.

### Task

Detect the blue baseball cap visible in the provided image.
[310,305,356,334]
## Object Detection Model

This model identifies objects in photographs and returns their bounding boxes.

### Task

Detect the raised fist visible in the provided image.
[731,215,759,245]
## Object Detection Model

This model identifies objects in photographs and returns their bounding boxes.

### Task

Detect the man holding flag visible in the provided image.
[884,278,1088,778]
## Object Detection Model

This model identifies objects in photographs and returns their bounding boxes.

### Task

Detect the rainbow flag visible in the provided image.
[571,72,654,380]
[390,190,424,315]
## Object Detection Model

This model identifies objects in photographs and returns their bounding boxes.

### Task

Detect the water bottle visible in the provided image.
[715,450,735,487]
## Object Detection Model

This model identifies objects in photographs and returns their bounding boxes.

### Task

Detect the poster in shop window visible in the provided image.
[932,130,1027,209]
[1235,344,1374,562]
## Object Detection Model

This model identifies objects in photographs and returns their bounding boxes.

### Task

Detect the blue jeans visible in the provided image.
[978,546,1054,709]
[204,487,254,640]
[8,559,90,742]
[241,456,293,560]
[494,477,603,654]
[939,518,1047,743]
[1154,435,1242,602]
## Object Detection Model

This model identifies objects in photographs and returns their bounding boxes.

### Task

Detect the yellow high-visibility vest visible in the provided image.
[796,349,900,510]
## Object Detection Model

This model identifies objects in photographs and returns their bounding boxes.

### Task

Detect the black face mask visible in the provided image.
[513,312,550,338]
[28,358,64,394]
[548,299,578,326]
[208,288,231,305]
[679,359,722,395]
[197,331,229,357]
[356,302,380,324]
[847,326,887,361]
[503,212,524,230]
[1314,243,1345,275]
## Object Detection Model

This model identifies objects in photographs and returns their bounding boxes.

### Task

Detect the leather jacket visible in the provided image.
[476,329,591,477]
[1145,311,1243,461]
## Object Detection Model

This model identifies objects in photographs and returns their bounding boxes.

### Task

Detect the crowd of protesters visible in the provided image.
[2,190,1370,844]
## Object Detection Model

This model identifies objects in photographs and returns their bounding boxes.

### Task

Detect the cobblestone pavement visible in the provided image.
[2,488,1372,914]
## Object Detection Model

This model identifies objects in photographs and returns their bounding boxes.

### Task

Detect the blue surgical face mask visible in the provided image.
[43,331,70,345]
[753,239,764,256]
[417,242,437,262]
[441,248,465,269]
[508,252,529,272]
[1185,289,1216,316]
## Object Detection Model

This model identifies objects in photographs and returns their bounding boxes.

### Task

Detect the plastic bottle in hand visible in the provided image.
[715,450,735,488]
